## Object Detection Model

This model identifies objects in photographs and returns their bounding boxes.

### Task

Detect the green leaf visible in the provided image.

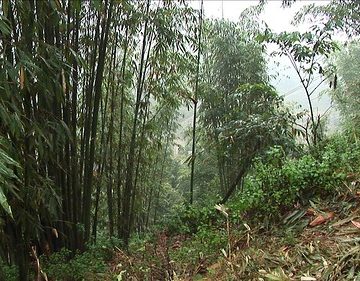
[0,16,11,36]
[0,188,13,219]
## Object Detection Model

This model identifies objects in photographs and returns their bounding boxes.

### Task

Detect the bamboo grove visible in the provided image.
[2,0,360,279]
[0,0,199,278]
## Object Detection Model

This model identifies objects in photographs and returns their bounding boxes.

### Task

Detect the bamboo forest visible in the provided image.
[0,0,360,280]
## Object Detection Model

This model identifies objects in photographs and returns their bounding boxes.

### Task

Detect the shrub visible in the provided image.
[230,135,359,221]
[0,260,18,281]
[161,203,222,235]
[41,238,119,281]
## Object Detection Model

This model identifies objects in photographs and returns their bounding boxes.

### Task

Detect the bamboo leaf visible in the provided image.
[0,16,11,36]
[0,188,13,219]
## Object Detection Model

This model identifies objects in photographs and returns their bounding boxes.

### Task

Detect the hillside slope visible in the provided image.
[111,180,360,281]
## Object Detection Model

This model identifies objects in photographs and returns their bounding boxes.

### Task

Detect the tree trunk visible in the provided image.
[82,0,113,241]
[189,0,203,204]
[121,0,151,247]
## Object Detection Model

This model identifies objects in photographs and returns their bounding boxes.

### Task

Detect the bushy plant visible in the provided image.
[40,238,118,281]
[230,135,359,221]
[195,225,227,254]
[41,248,72,280]
[0,260,19,281]
[161,203,223,235]
[170,224,226,270]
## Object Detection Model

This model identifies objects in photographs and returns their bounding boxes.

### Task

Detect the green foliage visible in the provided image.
[0,137,21,218]
[265,30,338,71]
[41,240,117,281]
[220,84,293,151]
[2,0,359,278]
[194,224,227,254]
[318,135,360,174]
[191,148,221,205]
[163,204,220,235]
[199,19,294,201]
[259,25,338,146]
[155,182,185,223]
[41,248,73,280]
[171,225,226,267]
[0,260,19,281]
[230,135,358,221]
[329,40,360,136]
[293,1,360,37]
[1,0,199,274]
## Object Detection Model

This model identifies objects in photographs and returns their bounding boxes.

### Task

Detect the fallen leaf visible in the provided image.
[346,173,357,180]
[61,68,67,94]
[301,277,316,281]
[309,212,334,227]
[351,181,359,187]
[309,242,314,254]
[19,66,25,90]
[52,228,58,238]
[306,208,316,215]
[215,204,228,217]
[331,215,357,227]
[322,257,328,268]
[264,273,284,280]
[310,215,326,226]
[351,220,360,229]
[327,212,335,219]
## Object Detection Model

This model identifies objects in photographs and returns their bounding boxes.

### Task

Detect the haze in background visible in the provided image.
[184,0,339,133]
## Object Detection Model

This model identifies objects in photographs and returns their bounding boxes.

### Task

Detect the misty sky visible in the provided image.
[189,0,339,128]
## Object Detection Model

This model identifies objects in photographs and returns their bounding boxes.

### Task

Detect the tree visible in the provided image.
[291,0,360,138]
[0,1,80,278]
[118,0,197,247]
[218,84,293,204]
[293,0,360,38]
[189,0,203,205]
[260,26,338,146]
[0,0,198,276]
[330,40,360,137]
[199,19,267,197]
[199,19,293,203]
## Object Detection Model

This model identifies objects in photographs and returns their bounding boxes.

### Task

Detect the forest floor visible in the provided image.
[108,182,360,281]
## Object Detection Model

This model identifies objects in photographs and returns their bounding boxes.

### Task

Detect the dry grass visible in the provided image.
[108,180,360,281]
[199,182,360,281]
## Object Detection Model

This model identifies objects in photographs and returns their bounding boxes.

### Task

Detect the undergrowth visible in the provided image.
[26,237,120,281]
[2,135,359,280]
